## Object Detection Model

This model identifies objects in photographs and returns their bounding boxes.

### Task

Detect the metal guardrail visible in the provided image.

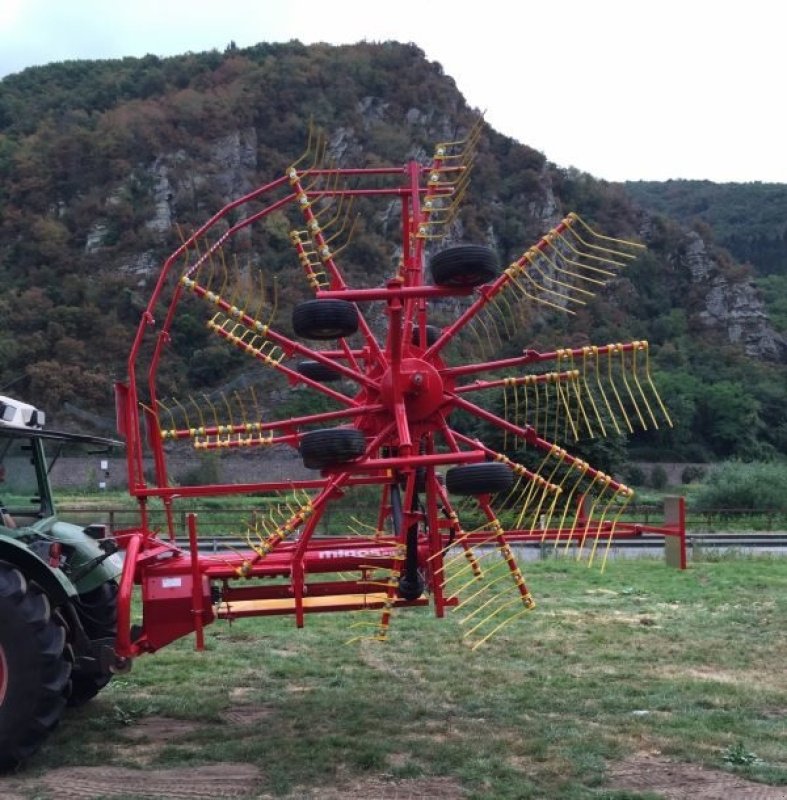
[58,504,787,537]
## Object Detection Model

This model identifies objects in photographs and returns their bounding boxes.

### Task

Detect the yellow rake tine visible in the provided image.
[512,382,522,444]
[455,570,513,611]
[221,392,235,429]
[467,317,488,355]
[551,229,632,270]
[643,342,673,426]
[508,273,576,315]
[528,260,594,300]
[581,349,606,437]
[503,383,509,451]
[585,492,615,569]
[157,399,177,435]
[562,469,595,554]
[172,396,192,431]
[599,491,634,573]
[459,585,513,627]
[538,240,612,286]
[527,461,563,535]
[489,294,515,341]
[590,347,619,435]
[576,479,610,557]
[538,486,563,540]
[607,348,634,433]
[555,368,579,441]
[499,471,526,512]
[441,542,499,583]
[618,348,647,429]
[513,451,554,529]
[462,595,524,639]
[551,462,582,550]
[520,269,584,308]
[568,213,646,254]
[631,344,659,428]
[476,307,502,350]
[528,378,539,440]
[470,607,534,650]
[434,528,496,569]
[569,368,593,439]
[287,122,316,173]
[188,395,207,432]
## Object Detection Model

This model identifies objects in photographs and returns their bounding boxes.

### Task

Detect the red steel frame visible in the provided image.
[112,149,683,665]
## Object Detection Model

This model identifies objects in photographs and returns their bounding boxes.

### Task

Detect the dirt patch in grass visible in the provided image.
[122,715,203,741]
[284,776,465,799]
[656,664,784,692]
[14,763,261,799]
[220,705,276,725]
[229,686,258,702]
[108,716,206,766]
[607,753,786,799]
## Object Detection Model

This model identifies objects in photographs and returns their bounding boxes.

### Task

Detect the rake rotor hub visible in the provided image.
[379,358,446,423]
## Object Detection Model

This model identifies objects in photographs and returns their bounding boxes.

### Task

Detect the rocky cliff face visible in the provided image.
[680,231,787,361]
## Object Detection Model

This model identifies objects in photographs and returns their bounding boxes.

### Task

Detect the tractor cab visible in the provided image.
[0,395,115,528]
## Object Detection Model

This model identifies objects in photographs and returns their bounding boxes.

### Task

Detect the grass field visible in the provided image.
[3,554,785,799]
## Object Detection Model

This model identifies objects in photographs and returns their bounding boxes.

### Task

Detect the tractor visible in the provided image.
[0,395,121,770]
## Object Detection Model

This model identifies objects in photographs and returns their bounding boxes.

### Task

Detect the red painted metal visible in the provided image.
[110,142,673,664]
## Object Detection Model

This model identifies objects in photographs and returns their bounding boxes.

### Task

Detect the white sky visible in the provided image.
[0,0,783,183]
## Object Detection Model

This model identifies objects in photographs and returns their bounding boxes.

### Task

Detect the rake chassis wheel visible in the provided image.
[115,123,671,656]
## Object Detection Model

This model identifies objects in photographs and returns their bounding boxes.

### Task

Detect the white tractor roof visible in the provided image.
[0,396,46,429]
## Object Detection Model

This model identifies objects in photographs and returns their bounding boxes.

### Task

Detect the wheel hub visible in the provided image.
[379,358,445,422]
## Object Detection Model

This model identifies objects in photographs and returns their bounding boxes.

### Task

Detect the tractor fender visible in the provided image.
[47,520,123,594]
[0,536,75,606]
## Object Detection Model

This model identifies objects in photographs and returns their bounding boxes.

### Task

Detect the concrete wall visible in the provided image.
[46,451,315,492]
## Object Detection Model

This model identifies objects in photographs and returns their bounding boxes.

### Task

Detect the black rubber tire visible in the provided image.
[399,468,427,494]
[300,427,366,470]
[68,580,118,707]
[292,299,358,340]
[295,359,342,383]
[411,325,441,347]
[445,463,514,495]
[430,245,500,287]
[0,561,71,772]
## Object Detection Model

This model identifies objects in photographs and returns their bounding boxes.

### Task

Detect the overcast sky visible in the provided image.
[1,0,783,183]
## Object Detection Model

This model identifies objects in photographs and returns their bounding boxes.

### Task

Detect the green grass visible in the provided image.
[13,556,787,799]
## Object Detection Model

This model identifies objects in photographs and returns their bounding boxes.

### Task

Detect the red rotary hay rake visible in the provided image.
[113,122,676,664]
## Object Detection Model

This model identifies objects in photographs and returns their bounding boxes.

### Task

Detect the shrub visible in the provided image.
[622,464,647,486]
[681,465,706,484]
[179,454,222,486]
[649,464,668,490]
[693,461,787,512]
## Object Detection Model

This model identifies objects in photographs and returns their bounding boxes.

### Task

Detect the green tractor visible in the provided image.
[0,396,122,770]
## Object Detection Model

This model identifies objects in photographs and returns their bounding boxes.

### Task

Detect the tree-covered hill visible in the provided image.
[1,41,785,463]
[624,180,787,341]
[624,180,787,277]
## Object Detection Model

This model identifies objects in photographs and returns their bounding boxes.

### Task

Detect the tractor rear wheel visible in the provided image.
[68,580,118,707]
[0,562,71,771]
